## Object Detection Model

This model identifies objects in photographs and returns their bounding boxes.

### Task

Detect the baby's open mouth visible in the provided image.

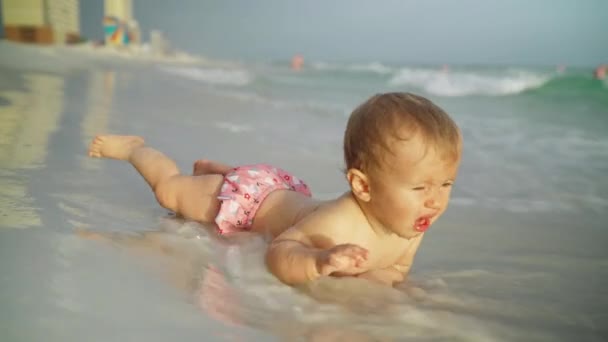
[414,217,431,232]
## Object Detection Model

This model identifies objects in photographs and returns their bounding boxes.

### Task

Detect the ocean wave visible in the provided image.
[159,66,253,86]
[388,68,550,96]
[202,88,349,117]
[311,61,393,74]
[523,74,608,100]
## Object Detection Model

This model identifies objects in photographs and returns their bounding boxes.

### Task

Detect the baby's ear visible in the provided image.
[347,168,371,202]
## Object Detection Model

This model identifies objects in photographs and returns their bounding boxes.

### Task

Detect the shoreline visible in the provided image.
[0,40,241,70]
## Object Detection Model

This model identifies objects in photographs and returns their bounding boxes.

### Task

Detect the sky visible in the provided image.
[65,0,608,66]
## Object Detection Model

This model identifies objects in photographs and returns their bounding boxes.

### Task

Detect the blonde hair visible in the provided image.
[343,92,460,173]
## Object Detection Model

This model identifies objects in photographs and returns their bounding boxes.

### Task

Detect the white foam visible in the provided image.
[160,66,253,86]
[214,121,253,133]
[389,67,550,96]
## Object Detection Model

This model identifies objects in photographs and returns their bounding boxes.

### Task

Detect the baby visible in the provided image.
[87,92,462,287]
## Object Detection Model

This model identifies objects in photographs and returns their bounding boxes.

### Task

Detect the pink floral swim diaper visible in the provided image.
[214,164,311,234]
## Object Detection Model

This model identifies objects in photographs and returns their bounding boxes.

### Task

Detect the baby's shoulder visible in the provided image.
[296,194,367,234]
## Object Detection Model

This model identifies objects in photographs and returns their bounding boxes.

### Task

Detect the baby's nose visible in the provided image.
[424,197,439,209]
[424,189,441,209]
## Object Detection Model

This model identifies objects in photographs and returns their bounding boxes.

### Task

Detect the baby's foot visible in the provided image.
[88,135,145,160]
[192,159,214,176]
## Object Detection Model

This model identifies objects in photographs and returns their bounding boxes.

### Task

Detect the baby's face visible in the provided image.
[367,136,460,239]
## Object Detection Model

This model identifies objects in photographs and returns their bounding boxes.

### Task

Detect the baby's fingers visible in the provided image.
[331,245,369,267]
[317,244,370,275]
[326,254,355,271]
[334,244,369,261]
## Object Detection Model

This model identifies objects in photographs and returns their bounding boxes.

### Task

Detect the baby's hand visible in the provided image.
[316,244,369,276]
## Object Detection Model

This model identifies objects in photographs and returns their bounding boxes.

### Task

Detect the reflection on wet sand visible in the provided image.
[75,226,408,341]
[0,74,63,169]
[0,175,41,228]
[197,263,242,326]
[0,73,64,228]
[0,70,117,229]
[197,265,398,341]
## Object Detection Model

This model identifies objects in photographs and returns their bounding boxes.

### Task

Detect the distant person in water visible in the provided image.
[594,64,606,80]
[86,92,462,287]
[291,54,304,71]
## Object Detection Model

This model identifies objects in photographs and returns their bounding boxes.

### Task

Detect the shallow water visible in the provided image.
[1,43,607,341]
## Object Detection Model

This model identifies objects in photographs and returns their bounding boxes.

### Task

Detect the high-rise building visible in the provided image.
[104,0,133,23]
[104,0,132,22]
[1,0,80,44]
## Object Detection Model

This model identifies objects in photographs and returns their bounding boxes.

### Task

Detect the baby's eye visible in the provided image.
[442,182,453,188]
[412,186,426,191]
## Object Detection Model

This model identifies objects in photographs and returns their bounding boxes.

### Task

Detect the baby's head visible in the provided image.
[343,92,462,238]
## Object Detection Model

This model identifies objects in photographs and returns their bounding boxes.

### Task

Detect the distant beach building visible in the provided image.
[1,0,80,44]
[149,30,169,56]
[104,0,132,22]
[103,0,140,47]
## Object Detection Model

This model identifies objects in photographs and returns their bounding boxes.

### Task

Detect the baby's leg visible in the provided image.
[192,159,234,176]
[88,135,223,222]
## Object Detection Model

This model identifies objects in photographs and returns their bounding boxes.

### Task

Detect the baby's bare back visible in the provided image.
[251,190,323,237]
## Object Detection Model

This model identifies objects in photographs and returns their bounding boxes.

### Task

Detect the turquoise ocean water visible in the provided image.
[1,43,607,341]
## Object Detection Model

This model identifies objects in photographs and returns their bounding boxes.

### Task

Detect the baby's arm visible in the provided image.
[266,228,324,285]
[356,233,425,286]
[266,213,368,285]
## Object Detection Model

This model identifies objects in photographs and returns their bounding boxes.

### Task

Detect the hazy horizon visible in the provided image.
[2,0,606,67]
